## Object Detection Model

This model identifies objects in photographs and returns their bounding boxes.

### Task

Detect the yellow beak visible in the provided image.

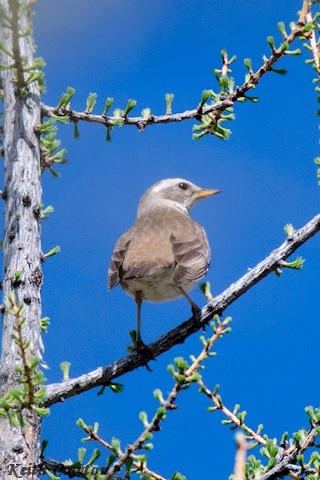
[196,188,222,199]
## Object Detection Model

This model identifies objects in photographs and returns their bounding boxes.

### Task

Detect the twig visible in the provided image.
[197,378,266,446]
[40,19,309,132]
[99,316,231,479]
[78,425,165,480]
[42,213,320,408]
[41,99,233,129]
[41,458,124,479]
[298,0,310,25]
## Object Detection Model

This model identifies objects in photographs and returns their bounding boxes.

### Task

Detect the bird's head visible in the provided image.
[137,178,221,216]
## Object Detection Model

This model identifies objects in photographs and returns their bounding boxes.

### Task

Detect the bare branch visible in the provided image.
[42,213,320,408]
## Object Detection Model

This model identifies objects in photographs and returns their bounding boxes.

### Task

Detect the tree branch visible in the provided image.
[254,423,320,480]
[40,18,310,134]
[40,98,233,129]
[42,213,320,408]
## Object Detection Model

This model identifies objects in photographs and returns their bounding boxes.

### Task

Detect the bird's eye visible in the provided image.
[178,182,188,190]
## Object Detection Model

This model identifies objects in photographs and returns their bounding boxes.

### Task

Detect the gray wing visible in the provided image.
[170,223,210,286]
[108,229,133,290]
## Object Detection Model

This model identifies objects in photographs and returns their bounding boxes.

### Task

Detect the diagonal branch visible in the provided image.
[42,213,320,408]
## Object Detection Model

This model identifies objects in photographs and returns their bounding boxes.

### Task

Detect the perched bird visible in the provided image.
[108,178,221,347]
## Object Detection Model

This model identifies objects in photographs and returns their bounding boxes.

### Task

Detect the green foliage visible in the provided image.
[165,93,174,114]
[56,86,75,109]
[40,316,50,333]
[85,92,97,114]
[123,98,137,116]
[170,472,186,480]
[60,361,71,381]
[284,223,295,235]
[0,294,49,426]
[141,107,151,118]
[102,97,114,116]
[43,245,61,259]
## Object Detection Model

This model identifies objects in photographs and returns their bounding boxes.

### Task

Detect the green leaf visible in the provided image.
[111,436,121,455]
[77,447,86,464]
[123,99,137,116]
[60,361,71,381]
[244,58,252,72]
[141,107,151,118]
[43,245,61,259]
[270,67,287,75]
[267,36,275,51]
[0,40,14,58]
[199,90,213,108]
[174,356,188,373]
[56,86,76,109]
[170,472,187,480]
[156,406,166,420]
[108,382,124,393]
[284,223,295,235]
[31,405,49,417]
[139,411,149,427]
[103,97,114,116]
[73,121,80,139]
[76,418,87,429]
[85,92,97,114]
[41,439,48,456]
[85,448,101,466]
[45,470,60,480]
[281,256,305,270]
[165,93,174,115]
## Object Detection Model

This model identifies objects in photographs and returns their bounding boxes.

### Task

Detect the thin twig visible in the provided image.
[42,213,320,408]
[78,426,165,480]
[197,378,266,446]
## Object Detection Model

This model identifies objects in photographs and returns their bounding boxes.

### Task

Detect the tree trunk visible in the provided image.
[0,1,42,478]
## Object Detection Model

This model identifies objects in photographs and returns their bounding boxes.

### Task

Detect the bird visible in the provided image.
[108,178,221,347]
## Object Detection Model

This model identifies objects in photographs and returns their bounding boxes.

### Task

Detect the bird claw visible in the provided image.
[191,304,205,332]
[133,339,156,371]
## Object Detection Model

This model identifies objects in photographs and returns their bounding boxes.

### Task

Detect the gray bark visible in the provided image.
[0,0,42,478]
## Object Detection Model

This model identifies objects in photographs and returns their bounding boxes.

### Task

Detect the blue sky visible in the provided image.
[29,1,320,478]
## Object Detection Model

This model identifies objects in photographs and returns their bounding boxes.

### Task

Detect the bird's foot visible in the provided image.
[127,331,156,371]
[191,304,206,333]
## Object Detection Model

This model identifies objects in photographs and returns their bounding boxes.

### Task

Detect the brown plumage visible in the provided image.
[108,178,221,345]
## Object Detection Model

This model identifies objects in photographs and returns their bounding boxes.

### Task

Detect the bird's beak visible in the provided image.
[196,188,222,199]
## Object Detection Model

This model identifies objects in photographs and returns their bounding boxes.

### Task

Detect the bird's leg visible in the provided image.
[133,291,155,370]
[176,286,204,330]
[135,290,143,347]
